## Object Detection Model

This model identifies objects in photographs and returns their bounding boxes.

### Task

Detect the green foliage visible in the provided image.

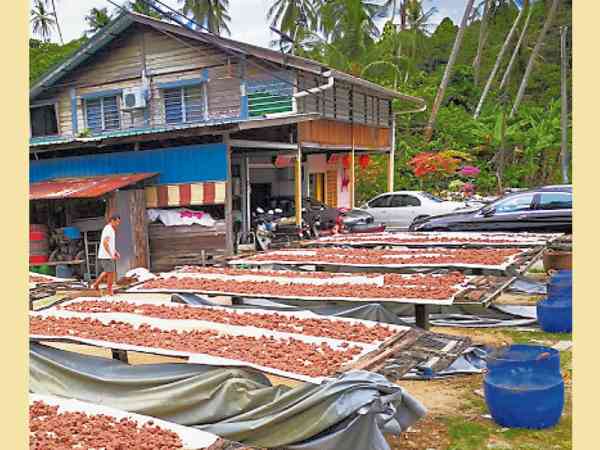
[29,37,88,85]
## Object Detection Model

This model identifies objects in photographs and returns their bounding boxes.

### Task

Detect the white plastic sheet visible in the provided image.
[147,208,216,227]
[30,394,219,449]
[313,232,562,247]
[31,304,384,383]
[126,275,473,305]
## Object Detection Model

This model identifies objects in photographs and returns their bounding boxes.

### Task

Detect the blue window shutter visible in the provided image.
[164,88,183,124]
[184,85,204,122]
[102,96,120,130]
[85,98,102,132]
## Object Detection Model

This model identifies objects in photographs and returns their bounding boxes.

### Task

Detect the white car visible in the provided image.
[358,191,477,229]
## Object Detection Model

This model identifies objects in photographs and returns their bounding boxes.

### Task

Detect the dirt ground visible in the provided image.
[386,326,572,450]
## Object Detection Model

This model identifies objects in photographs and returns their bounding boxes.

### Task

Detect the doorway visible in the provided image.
[250,183,272,211]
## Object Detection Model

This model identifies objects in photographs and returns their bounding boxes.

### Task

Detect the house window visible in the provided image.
[163,85,205,124]
[30,104,58,137]
[85,96,120,132]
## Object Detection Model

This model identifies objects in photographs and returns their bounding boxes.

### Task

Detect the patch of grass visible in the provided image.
[499,329,571,345]
[445,417,492,449]
[445,414,572,450]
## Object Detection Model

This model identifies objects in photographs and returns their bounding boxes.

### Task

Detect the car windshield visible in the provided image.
[420,192,444,203]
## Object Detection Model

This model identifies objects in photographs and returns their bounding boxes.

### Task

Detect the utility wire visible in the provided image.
[106,0,342,110]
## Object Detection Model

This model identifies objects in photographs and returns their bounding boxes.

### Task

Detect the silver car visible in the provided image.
[358,191,476,229]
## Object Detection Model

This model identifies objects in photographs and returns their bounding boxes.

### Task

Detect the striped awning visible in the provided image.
[145,182,226,208]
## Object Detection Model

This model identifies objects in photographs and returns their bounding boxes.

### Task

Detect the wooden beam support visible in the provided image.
[224,135,234,255]
[415,305,430,330]
[295,144,303,227]
[388,115,396,192]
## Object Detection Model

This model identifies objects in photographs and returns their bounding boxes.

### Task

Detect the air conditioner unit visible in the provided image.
[122,87,146,110]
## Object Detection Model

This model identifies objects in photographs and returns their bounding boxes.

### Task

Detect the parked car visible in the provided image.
[409,185,572,233]
[357,191,479,229]
[339,209,386,233]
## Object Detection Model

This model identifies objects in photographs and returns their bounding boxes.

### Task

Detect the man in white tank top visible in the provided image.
[91,215,121,296]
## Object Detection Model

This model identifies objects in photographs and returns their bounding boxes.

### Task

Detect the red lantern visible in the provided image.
[359,154,370,169]
[342,155,351,169]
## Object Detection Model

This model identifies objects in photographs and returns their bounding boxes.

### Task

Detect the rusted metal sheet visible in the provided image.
[29,173,158,200]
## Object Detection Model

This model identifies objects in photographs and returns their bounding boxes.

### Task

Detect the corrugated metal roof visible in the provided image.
[29,173,158,200]
[29,113,321,149]
[30,11,423,106]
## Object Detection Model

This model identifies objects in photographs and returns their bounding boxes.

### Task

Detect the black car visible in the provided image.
[409,185,572,233]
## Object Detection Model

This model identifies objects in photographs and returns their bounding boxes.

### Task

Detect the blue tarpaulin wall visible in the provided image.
[30,143,227,184]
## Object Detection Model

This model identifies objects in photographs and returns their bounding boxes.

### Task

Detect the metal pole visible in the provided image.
[295,144,303,227]
[560,26,570,183]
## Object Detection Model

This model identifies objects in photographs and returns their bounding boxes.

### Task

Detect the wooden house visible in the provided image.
[29,11,425,275]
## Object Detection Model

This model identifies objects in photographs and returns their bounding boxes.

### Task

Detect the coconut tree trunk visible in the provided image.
[400,1,407,31]
[424,0,477,142]
[50,0,64,44]
[474,5,526,118]
[560,25,570,183]
[473,0,491,86]
[510,0,560,119]
[499,6,534,92]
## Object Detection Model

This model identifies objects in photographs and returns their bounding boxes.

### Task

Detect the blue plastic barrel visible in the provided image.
[547,282,572,302]
[487,345,560,374]
[537,299,572,333]
[551,270,572,283]
[63,226,81,240]
[55,264,73,279]
[484,367,564,429]
[547,270,572,302]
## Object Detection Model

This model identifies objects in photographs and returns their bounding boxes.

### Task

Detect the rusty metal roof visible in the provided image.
[29,173,158,200]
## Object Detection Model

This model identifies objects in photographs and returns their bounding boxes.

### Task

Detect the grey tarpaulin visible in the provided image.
[174,293,536,328]
[30,343,426,450]
[403,346,489,379]
[174,293,410,326]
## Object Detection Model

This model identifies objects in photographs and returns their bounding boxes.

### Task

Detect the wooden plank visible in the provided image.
[129,190,149,269]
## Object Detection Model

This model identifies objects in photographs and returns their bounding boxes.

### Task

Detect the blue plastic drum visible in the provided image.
[484,367,564,429]
[537,299,572,333]
[547,283,572,303]
[487,345,560,374]
[551,270,572,282]
[547,270,572,302]
[63,226,81,240]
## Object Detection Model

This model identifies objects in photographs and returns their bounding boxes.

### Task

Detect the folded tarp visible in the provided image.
[30,343,426,450]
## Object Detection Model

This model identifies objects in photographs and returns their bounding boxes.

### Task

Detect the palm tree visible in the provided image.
[424,0,477,141]
[474,1,529,118]
[179,0,231,36]
[404,0,437,60]
[499,1,534,91]
[319,0,380,63]
[267,1,318,54]
[510,0,560,118]
[45,0,64,44]
[30,0,56,43]
[85,7,112,36]
[472,0,491,86]
[127,0,162,18]
[376,0,407,30]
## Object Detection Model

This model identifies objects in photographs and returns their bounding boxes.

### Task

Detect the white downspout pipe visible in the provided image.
[293,71,335,99]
